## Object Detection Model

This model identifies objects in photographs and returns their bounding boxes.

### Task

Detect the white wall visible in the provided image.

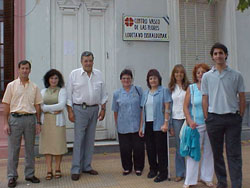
[217,0,250,92]
[25,0,171,91]
[26,0,51,89]
[235,6,250,92]
[114,0,170,90]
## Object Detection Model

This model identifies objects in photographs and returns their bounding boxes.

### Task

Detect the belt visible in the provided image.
[208,111,240,116]
[11,113,35,117]
[74,103,98,109]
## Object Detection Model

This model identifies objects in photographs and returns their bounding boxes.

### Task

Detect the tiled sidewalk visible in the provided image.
[1,142,250,188]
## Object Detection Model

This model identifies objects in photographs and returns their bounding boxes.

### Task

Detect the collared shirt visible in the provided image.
[141,86,172,133]
[172,85,186,119]
[112,85,142,134]
[2,78,43,113]
[201,66,245,114]
[66,68,108,107]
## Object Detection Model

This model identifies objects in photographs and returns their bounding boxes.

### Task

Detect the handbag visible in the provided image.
[179,120,187,139]
[179,85,196,139]
[179,84,201,161]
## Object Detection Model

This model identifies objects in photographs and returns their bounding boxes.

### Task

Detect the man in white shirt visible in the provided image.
[66,51,108,181]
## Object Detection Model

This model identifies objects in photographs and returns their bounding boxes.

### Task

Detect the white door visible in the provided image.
[51,0,116,142]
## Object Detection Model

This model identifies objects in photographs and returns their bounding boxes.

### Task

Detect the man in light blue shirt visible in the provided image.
[201,43,246,188]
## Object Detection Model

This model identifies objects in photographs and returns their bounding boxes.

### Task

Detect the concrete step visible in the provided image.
[1,128,250,160]
[66,140,120,154]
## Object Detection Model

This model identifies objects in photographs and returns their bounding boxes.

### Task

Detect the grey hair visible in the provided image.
[81,51,94,60]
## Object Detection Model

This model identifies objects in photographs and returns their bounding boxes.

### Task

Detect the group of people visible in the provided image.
[3,51,108,187]
[2,42,245,188]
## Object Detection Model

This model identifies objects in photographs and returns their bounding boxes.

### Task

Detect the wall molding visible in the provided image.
[84,0,109,15]
[57,0,82,14]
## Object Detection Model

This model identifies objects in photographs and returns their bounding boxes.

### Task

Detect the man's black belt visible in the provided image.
[208,111,240,116]
[11,113,34,117]
[74,103,98,109]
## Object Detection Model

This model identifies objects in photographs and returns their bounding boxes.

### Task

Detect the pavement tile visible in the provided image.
[0,144,250,188]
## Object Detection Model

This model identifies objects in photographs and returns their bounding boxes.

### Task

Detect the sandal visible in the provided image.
[200,179,214,187]
[183,184,190,188]
[55,170,62,179]
[46,172,53,180]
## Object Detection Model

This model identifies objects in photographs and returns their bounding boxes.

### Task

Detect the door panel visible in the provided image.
[51,0,115,141]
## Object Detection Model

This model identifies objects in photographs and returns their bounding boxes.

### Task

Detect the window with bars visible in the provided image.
[179,0,217,82]
[0,0,14,98]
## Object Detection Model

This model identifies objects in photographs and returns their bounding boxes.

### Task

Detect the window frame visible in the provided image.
[0,0,14,98]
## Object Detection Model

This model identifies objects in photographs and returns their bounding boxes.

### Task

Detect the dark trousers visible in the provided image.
[145,122,168,177]
[118,132,145,171]
[206,113,242,188]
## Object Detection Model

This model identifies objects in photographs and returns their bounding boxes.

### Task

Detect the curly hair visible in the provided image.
[43,69,65,88]
[168,64,190,92]
[146,69,162,89]
[192,63,210,83]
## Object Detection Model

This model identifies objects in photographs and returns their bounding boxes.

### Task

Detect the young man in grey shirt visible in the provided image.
[201,43,246,188]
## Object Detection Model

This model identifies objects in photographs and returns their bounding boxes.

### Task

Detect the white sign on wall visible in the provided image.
[123,15,170,42]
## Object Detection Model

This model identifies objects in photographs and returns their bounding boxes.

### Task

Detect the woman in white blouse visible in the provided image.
[39,69,67,180]
[168,64,189,182]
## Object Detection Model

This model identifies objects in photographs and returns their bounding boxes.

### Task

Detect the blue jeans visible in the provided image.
[173,119,186,177]
[206,112,242,188]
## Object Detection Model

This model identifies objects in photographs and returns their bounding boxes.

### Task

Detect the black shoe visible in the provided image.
[71,174,80,181]
[25,176,40,183]
[122,170,131,176]
[147,171,157,178]
[154,174,168,183]
[135,170,142,176]
[82,169,98,175]
[8,178,17,188]
[216,183,228,188]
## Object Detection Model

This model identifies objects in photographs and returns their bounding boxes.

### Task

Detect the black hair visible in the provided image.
[120,69,133,80]
[18,60,31,69]
[210,42,228,60]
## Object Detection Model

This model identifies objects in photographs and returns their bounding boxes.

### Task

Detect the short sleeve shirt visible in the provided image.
[141,86,172,132]
[2,78,43,113]
[112,85,143,134]
[201,66,245,114]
